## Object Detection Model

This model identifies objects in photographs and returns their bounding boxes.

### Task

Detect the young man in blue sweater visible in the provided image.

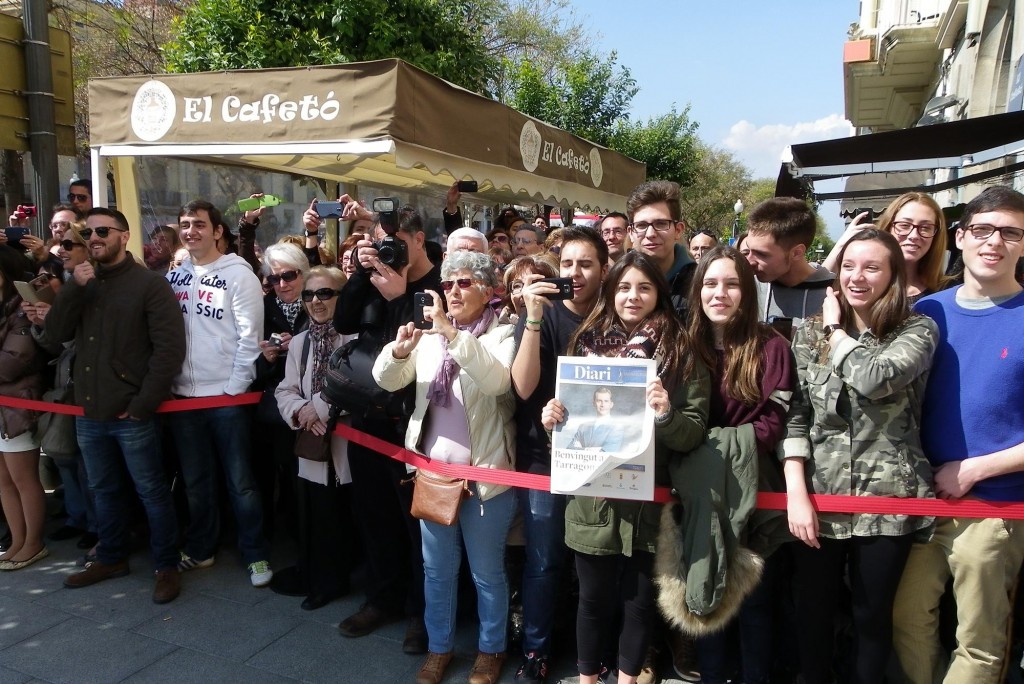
[893,185,1024,684]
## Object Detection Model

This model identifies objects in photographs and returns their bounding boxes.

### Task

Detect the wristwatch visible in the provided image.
[822,323,841,337]
[304,229,319,237]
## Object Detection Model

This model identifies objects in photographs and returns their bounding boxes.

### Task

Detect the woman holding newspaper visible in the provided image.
[373,250,517,684]
[542,251,709,684]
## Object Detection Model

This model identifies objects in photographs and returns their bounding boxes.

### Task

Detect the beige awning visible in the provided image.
[88,59,644,212]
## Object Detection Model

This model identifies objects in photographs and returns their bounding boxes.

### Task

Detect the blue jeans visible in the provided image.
[51,450,96,533]
[75,417,178,570]
[168,406,269,565]
[516,487,568,656]
[421,488,515,654]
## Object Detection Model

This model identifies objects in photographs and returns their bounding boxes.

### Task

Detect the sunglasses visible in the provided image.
[80,226,127,239]
[440,278,477,292]
[301,288,341,302]
[266,270,300,286]
[67,193,89,203]
[60,239,85,251]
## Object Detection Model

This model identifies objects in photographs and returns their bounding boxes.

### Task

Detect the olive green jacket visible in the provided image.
[565,361,710,557]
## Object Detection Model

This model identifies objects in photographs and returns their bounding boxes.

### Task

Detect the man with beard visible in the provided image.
[49,208,186,604]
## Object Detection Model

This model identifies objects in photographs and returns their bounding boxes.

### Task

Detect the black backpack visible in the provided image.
[321,331,414,422]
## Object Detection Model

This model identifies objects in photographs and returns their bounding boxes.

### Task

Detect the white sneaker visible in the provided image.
[248,560,273,587]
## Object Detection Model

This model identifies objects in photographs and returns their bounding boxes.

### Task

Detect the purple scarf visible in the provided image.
[426,306,495,408]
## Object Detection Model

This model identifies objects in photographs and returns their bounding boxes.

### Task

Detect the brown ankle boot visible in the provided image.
[468,651,506,684]
[416,651,453,684]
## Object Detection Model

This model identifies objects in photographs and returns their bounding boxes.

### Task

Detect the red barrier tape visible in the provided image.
[3,393,1024,518]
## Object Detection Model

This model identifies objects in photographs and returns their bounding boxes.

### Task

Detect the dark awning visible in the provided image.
[776,110,1024,200]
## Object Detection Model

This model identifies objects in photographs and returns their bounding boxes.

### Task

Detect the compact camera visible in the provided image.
[15,204,37,219]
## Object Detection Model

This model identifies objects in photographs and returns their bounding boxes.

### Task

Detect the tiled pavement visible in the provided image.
[0,537,695,683]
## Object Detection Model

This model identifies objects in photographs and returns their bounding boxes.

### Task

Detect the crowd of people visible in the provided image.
[1,177,1023,684]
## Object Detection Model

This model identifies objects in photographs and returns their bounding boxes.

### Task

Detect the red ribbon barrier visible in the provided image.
[3,392,1024,518]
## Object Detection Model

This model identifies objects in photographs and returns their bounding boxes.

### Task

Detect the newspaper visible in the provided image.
[549,356,656,501]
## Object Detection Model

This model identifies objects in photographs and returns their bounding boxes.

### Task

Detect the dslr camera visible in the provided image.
[367,197,408,271]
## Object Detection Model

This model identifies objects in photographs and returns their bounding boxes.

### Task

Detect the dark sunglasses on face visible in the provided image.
[60,239,85,251]
[301,288,340,302]
[80,226,127,239]
[440,278,475,292]
[266,270,300,285]
[67,193,89,203]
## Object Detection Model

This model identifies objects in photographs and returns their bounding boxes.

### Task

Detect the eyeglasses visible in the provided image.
[490,235,509,243]
[49,221,72,233]
[510,280,525,293]
[80,226,127,239]
[67,193,89,203]
[891,221,937,238]
[602,228,626,238]
[964,223,1024,242]
[266,270,300,286]
[440,278,477,292]
[629,219,676,235]
[513,237,536,245]
[60,239,85,251]
[301,288,341,302]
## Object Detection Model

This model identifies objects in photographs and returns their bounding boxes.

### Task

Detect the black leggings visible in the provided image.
[575,550,657,677]
[792,534,914,684]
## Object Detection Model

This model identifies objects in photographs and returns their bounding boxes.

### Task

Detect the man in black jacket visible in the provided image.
[332,201,442,654]
[46,208,186,604]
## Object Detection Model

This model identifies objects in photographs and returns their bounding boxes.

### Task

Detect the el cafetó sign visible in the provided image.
[130,79,343,143]
[128,77,606,189]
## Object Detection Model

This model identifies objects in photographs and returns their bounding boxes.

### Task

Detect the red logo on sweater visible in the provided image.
[1002,348,1009,359]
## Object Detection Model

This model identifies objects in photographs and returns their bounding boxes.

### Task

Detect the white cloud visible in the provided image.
[722,114,854,179]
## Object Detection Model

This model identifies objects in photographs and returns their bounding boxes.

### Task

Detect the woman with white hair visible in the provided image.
[373,251,517,684]
[251,242,317,556]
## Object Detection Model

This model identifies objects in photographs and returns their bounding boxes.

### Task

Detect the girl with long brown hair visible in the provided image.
[783,229,937,684]
[683,245,795,684]
[542,251,709,684]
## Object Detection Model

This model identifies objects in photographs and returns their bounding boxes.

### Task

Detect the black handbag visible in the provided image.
[321,332,414,421]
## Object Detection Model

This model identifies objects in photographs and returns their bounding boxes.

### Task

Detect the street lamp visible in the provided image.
[731,199,744,244]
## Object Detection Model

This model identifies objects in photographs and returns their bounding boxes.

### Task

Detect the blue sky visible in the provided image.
[566,0,860,233]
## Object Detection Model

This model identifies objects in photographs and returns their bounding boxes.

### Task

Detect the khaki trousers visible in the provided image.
[892,516,1024,684]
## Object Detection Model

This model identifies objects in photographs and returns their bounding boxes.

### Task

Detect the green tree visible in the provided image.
[164,0,497,94]
[606,107,701,188]
[680,143,753,235]
[507,50,637,146]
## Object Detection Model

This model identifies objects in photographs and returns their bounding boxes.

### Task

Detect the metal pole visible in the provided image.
[23,0,59,234]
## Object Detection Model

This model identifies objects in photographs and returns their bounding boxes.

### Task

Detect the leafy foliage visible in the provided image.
[680,143,752,234]
[606,107,701,188]
[163,0,497,94]
[507,50,637,147]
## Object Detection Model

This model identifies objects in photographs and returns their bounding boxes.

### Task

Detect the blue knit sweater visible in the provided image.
[915,287,1024,501]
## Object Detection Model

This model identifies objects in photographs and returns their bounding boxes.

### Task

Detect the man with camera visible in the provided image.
[324,195,442,654]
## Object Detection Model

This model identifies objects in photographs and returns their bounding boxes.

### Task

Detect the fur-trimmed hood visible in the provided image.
[655,502,763,635]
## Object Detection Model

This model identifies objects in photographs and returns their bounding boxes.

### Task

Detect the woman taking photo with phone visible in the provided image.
[783,229,937,684]
[824,192,949,303]
[683,245,795,684]
[373,250,516,684]
[542,251,709,684]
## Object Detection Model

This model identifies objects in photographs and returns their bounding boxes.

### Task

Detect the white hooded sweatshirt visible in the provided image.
[166,253,265,397]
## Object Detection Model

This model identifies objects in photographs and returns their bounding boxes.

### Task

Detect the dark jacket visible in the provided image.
[253,293,309,425]
[0,296,44,439]
[44,254,185,421]
[667,244,697,321]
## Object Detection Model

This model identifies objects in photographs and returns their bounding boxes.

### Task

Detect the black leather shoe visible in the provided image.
[338,604,401,637]
[49,525,85,542]
[403,616,428,655]
[269,566,308,597]
[76,532,99,550]
[301,593,334,611]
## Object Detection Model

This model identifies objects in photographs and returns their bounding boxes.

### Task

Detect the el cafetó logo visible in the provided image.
[131,80,176,142]
[519,121,602,187]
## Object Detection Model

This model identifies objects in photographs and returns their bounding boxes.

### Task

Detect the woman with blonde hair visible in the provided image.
[824,192,949,302]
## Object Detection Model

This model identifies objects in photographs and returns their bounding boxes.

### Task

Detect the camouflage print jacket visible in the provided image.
[780,314,938,539]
